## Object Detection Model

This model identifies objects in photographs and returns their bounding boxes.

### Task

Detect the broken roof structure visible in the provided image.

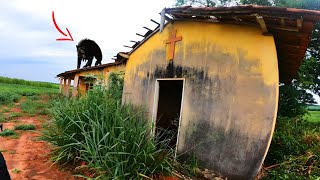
[125,5,320,83]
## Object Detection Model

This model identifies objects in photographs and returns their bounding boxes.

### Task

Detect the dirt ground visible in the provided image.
[0,103,75,180]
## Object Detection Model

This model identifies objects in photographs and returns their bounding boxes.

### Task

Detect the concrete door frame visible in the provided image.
[151,78,186,157]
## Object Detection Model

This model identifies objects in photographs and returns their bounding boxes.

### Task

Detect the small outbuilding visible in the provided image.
[121,5,320,179]
[57,60,126,97]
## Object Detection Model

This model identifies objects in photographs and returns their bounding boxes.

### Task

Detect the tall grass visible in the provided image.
[42,73,173,179]
[263,117,320,178]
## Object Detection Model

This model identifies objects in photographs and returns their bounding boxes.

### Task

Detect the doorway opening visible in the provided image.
[155,80,184,150]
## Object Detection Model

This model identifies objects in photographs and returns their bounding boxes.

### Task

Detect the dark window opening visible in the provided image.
[85,83,94,91]
[156,80,183,149]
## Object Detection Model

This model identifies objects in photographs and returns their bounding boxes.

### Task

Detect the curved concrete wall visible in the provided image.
[123,21,279,179]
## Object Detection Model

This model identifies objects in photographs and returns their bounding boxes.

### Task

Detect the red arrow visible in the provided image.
[52,11,74,41]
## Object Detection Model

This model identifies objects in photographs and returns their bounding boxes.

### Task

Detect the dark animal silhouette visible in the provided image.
[76,39,102,69]
[0,152,11,180]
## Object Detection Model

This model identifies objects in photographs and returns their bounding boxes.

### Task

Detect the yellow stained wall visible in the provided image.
[73,64,125,96]
[123,21,279,179]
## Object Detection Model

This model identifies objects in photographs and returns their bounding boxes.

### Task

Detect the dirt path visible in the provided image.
[0,103,75,180]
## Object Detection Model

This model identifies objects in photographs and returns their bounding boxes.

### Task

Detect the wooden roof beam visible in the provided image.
[256,15,269,35]
[143,26,152,31]
[297,18,303,31]
[270,26,300,32]
[136,33,145,37]
[280,17,285,26]
[150,19,160,25]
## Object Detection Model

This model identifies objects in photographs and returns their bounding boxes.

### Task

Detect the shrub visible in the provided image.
[0,92,13,105]
[265,118,307,164]
[42,72,173,179]
[0,129,17,137]
[278,85,308,118]
[263,117,320,178]
[10,94,21,103]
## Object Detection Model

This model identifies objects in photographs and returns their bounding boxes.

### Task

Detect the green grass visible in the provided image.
[11,168,20,173]
[263,116,320,179]
[20,99,37,115]
[0,112,23,123]
[7,112,23,120]
[0,129,17,137]
[307,105,320,111]
[14,124,36,130]
[1,107,11,113]
[20,96,51,116]
[0,81,58,106]
[0,83,58,96]
[42,73,174,179]
[304,111,320,122]
[0,114,4,123]
[0,76,59,89]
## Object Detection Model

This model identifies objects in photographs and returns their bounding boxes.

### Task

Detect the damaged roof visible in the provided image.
[57,61,124,79]
[162,5,320,83]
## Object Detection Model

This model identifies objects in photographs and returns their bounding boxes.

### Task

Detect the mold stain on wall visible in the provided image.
[122,21,278,179]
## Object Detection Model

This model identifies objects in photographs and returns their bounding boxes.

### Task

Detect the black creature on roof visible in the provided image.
[76,38,102,69]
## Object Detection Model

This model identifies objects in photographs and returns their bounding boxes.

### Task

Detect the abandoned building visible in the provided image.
[57,52,127,97]
[57,5,320,179]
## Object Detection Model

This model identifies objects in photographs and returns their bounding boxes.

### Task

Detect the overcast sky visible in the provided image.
[0,0,175,83]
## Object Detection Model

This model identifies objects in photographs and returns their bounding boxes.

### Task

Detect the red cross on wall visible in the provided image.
[165,30,182,60]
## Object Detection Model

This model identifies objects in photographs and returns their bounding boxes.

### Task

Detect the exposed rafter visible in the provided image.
[256,15,269,35]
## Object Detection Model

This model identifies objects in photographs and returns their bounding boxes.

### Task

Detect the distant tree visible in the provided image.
[175,0,216,7]
[175,0,239,7]
[240,0,271,6]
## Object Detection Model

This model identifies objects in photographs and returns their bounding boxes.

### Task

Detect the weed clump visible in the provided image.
[14,124,36,130]
[0,129,17,137]
[0,92,21,105]
[42,73,173,179]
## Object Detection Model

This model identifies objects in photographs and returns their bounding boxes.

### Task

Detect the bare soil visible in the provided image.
[0,102,75,180]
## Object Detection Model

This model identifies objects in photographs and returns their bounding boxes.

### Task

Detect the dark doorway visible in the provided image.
[156,80,183,149]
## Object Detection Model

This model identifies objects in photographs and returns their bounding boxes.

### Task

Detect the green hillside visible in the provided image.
[0,76,58,105]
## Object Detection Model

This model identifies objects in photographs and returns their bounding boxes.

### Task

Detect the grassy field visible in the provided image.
[308,105,320,111]
[0,76,58,105]
[305,111,320,122]
[0,76,59,89]
[0,83,58,95]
